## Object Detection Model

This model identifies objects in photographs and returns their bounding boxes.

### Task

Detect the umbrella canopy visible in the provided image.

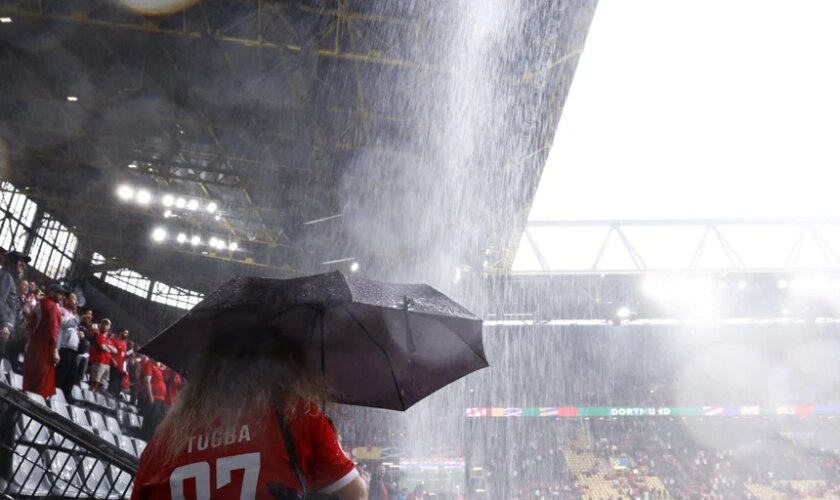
[140,271,487,411]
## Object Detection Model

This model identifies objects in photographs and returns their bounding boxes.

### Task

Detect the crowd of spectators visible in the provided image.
[465,417,840,499]
[0,249,181,440]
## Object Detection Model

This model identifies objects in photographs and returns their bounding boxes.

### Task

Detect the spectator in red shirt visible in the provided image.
[22,283,66,398]
[89,318,116,393]
[139,356,168,440]
[108,328,129,397]
[162,365,182,408]
[131,329,367,500]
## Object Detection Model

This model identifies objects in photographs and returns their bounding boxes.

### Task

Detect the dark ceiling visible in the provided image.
[0,0,597,294]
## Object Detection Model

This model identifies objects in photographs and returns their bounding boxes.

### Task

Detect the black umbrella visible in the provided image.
[140,271,487,411]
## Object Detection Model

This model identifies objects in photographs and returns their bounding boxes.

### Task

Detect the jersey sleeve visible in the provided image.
[306,410,358,493]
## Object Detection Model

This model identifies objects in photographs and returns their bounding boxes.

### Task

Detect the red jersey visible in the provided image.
[22,297,61,398]
[111,338,127,372]
[163,368,182,408]
[89,333,112,365]
[141,360,167,401]
[131,403,357,499]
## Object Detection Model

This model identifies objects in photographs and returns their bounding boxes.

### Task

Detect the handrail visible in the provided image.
[0,384,138,473]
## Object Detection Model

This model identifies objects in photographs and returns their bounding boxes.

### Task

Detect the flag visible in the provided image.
[352,447,382,460]
[539,407,559,417]
[558,407,579,417]
[465,408,488,417]
[777,406,796,415]
[795,406,815,416]
[504,407,523,417]
[740,406,759,416]
[703,406,723,416]
[490,408,505,417]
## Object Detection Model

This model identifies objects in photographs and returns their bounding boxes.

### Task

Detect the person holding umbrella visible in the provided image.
[134,271,488,500]
[131,329,368,499]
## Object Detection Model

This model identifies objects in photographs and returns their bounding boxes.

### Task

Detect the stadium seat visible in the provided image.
[9,372,22,390]
[82,388,98,407]
[51,389,67,405]
[48,399,72,420]
[18,414,50,445]
[0,358,12,375]
[25,391,47,406]
[70,405,93,431]
[131,438,147,457]
[44,450,84,497]
[79,456,120,499]
[89,410,108,431]
[4,446,51,497]
[71,385,83,402]
[126,412,141,430]
[116,434,137,457]
[105,415,122,436]
[109,465,134,499]
[95,429,117,446]
[80,381,89,391]
[95,392,109,408]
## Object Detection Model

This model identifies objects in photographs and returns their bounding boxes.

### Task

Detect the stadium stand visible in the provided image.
[0,363,140,498]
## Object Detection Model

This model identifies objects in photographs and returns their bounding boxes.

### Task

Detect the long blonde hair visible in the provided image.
[155,328,331,463]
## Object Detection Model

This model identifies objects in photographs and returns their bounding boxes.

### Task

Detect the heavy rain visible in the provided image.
[1,0,840,499]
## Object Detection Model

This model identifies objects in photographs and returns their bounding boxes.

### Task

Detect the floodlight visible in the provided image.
[151,227,167,242]
[66,96,78,102]
[116,185,134,201]
[777,279,788,290]
[206,202,217,213]
[350,262,360,273]
[186,199,199,211]
[175,198,186,209]
[176,233,187,244]
[229,242,239,251]
[0,17,12,23]
[136,189,152,205]
[616,306,632,319]
[161,194,174,207]
[191,235,201,246]
[737,280,747,290]
[128,163,137,169]
[163,210,173,218]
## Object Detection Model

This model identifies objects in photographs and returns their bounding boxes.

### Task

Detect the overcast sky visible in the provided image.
[528,0,840,222]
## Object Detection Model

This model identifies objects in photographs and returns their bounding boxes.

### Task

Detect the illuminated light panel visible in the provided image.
[136,189,152,205]
[151,227,167,242]
[116,185,134,201]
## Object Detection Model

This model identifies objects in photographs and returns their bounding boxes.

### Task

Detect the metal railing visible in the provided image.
[0,383,138,498]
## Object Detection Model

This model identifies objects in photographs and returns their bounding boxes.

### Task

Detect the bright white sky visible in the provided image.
[527,0,840,221]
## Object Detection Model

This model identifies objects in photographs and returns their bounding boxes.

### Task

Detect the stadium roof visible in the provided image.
[0,0,598,298]
[517,0,840,274]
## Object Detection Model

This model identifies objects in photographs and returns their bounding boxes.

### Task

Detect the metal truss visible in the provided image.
[516,219,840,274]
[0,0,425,67]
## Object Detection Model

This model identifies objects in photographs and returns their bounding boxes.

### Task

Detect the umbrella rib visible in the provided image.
[338,303,407,411]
